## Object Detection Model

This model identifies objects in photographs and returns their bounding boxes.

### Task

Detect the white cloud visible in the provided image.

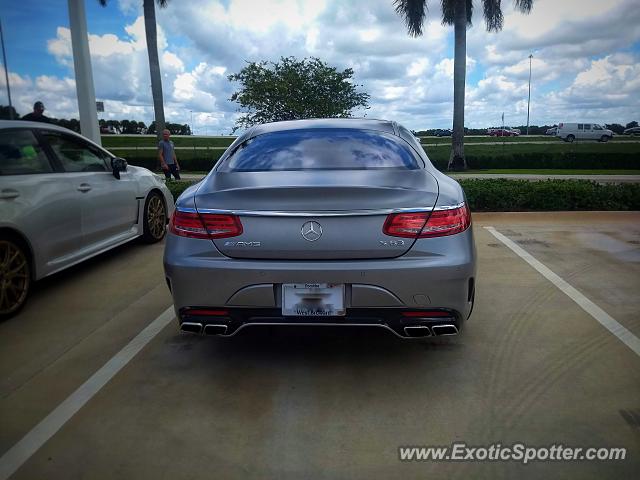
[6,0,638,132]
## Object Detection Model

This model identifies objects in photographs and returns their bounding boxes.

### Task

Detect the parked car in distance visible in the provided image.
[100,125,117,135]
[164,118,476,341]
[0,120,174,318]
[556,123,613,142]
[488,128,519,137]
[546,126,558,136]
[623,126,640,136]
[434,129,452,137]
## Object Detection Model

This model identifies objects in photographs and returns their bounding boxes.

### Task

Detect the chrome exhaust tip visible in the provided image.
[431,324,459,336]
[403,326,432,338]
[180,322,203,334]
[203,324,228,336]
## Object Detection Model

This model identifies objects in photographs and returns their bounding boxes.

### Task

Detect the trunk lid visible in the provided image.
[195,170,439,259]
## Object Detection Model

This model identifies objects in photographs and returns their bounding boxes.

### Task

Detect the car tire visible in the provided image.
[566,135,575,143]
[600,135,610,143]
[0,235,31,320]
[141,191,167,243]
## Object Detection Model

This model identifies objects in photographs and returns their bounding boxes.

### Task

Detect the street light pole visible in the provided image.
[526,54,533,136]
[190,110,193,135]
[0,18,14,119]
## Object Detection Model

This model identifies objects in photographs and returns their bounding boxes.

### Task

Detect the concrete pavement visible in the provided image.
[1,212,639,479]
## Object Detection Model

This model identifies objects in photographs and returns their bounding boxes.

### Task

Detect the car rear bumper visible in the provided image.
[176,306,463,338]
[163,227,476,338]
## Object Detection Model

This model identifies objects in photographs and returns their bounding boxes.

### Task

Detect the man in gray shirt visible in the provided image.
[158,129,181,180]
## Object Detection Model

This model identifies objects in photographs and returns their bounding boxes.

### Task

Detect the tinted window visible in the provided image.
[0,129,52,175]
[43,133,109,172]
[584,124,591,130]
[219,128,420,172]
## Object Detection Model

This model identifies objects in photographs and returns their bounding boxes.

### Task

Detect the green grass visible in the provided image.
[420,136,640,145]
[100,134,639,149]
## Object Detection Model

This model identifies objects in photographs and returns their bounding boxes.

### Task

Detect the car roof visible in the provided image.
[246,118,398,138]
[0,119,76,133]
[0,119,112,154]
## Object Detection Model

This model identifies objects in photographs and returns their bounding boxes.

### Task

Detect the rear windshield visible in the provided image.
[218,128,420,172]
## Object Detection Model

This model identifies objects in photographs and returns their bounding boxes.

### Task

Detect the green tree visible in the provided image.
[626,121,638,129]
[228,56,370,132]
[99,0,169,141]
[394,0,534,170]
[148,121,190,135]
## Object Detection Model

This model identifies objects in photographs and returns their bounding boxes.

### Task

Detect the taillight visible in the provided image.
[383,204,471,239]
[382,212,429,238]
[420,204,471,237]
[170,210,243,239]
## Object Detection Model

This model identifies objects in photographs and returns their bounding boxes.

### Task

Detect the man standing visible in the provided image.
[21,101,50,123]
[158,129,181,180]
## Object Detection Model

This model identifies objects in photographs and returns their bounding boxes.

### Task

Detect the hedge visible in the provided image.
[164,179,640,211]
[459,179,640,211]
[427,152,640,171]
[124,150,639,172]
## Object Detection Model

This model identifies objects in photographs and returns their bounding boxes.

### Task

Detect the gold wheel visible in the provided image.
[0,240,30,317]
[144,194,167,242]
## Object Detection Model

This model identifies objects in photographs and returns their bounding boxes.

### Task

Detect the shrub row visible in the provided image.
[166,180,199,201]
[459,179,640,211]
[164,179,640,211]
[427,152,640,170]
[124,150,639,172]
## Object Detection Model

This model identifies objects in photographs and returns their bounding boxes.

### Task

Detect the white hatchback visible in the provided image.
[0,121,174,318]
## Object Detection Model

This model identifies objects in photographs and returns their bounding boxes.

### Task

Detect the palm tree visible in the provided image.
[394,0,534,170]
[99,0,168,141]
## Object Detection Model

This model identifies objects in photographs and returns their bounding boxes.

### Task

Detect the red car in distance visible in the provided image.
[488,128,520,137]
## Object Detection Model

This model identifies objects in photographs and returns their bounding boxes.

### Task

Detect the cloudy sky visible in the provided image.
[1,0,639,134]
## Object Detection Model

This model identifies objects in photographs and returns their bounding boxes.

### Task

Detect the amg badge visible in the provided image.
[224,241,261,247]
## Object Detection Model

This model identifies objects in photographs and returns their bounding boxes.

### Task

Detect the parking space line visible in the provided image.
[0,307,175,480]
[485,226,640,358]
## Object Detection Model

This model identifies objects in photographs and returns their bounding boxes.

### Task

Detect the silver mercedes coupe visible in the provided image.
[164,118,476,339]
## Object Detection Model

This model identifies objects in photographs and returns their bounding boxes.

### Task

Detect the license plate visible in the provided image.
[282,283,345,317]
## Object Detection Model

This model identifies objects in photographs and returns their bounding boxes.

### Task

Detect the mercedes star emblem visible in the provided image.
[301,221,323,241]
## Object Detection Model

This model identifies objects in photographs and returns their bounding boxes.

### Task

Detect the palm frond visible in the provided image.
[441,0,473,27]
[98,0,108,6]
[513,0,533,13]
[157,0,170,7]
[482,0,504,31]
[393,0,428,37]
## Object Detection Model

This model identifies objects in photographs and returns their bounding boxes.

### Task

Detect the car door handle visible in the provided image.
[0,189,20,200]
[77,184,92,193]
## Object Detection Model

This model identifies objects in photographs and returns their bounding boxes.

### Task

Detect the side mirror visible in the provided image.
[111,157,128,179]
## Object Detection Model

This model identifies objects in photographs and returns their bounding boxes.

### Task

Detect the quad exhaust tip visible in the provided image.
[203,324,228,336]
[181,322,203,334]
[180,322,228,336]
[403,326,432,338]
[431,324,459,336]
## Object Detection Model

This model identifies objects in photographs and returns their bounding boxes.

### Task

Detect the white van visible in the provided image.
[556,123,613,142]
